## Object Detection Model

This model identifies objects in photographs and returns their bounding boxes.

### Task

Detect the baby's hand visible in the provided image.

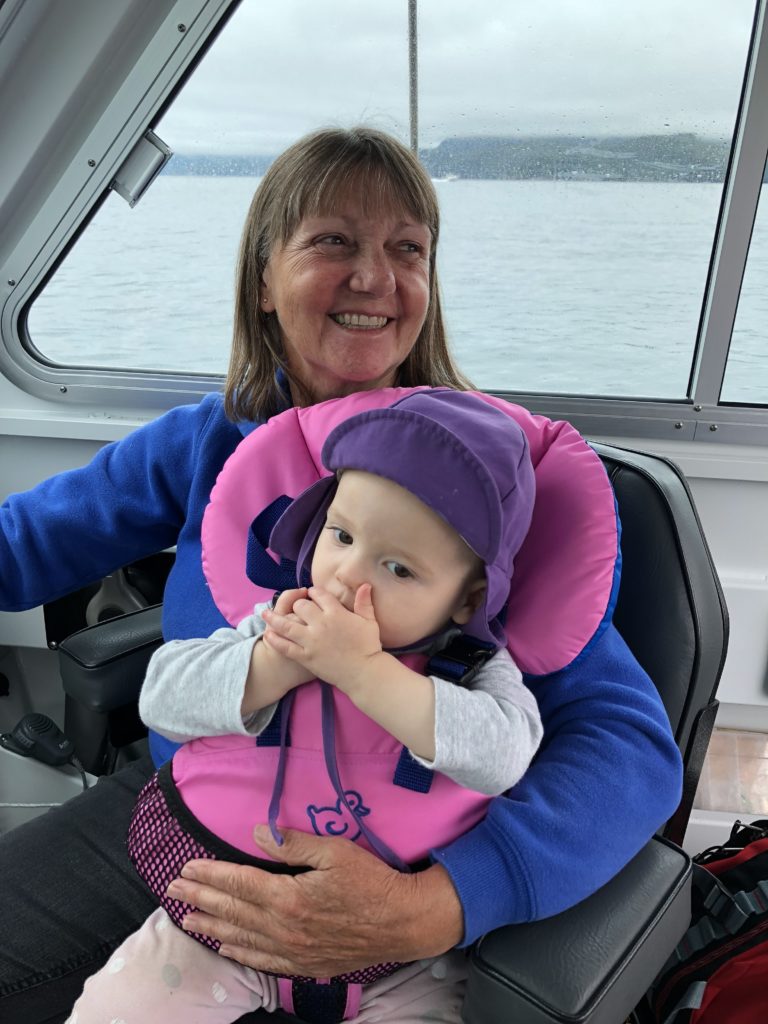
[262,584,383,692]
[261,588,312,677]
[249,589,315,699]
[272,588,309,616]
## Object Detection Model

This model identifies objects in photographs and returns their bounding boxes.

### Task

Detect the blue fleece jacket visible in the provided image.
[0,392,683,945]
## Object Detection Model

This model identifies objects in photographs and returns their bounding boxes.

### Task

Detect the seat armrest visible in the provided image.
[58,604,164,712]
[463,836,691,1024]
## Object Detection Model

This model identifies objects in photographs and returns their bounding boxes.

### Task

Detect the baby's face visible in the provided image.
[310,470,484,649]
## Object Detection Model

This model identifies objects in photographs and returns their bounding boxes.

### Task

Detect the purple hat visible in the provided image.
[269,390,536,646]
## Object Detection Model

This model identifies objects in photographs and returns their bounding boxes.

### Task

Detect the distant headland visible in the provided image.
[163,133,730,183]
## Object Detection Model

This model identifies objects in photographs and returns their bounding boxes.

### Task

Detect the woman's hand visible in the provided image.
[165,826,464,977]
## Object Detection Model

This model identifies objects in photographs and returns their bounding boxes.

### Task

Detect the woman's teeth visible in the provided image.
[331,313,388,329]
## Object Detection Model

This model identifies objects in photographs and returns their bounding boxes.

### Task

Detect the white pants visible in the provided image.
[68,907,468,1023]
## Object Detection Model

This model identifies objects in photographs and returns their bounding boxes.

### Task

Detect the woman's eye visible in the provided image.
[316,234,347,247]
[385,561,412,579]
[332,527,353,545]
[396,238,429,258]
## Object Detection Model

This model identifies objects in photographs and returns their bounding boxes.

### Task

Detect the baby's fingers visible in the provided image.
[272,588,308,615]
[263,626,303,660]
[263,607,303,637]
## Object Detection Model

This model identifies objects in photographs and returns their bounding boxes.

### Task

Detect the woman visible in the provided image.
[0,126,682,1023]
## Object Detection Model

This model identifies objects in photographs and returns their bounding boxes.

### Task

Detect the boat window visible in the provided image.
[722,165,768,404]
[25,0,758,406]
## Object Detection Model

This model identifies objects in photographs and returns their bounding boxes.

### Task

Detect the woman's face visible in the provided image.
[261,192,432,404]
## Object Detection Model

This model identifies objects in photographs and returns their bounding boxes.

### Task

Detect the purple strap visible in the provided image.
[267,688,296,846]
[320,683,410,873]
[266,683,410,872]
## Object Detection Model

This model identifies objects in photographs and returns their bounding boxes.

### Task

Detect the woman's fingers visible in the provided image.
[217,942,298,975]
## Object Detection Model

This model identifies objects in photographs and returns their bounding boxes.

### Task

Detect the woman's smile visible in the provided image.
[329,312,392,329]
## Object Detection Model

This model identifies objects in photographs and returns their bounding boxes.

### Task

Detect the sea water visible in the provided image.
[27,175,768,404]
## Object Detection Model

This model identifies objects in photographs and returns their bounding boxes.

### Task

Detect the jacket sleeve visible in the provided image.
[412,649,543,795]
[431,623,683,945]
[138,605,277,741]
[0,396,221,610]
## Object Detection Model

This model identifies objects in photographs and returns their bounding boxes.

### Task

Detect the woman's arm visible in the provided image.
[0,394,232,611]
[432,624,683,942]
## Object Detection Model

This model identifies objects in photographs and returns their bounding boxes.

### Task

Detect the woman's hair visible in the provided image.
[224,125,473,421]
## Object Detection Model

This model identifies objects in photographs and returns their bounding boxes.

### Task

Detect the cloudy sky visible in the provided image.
[159,0,756,154]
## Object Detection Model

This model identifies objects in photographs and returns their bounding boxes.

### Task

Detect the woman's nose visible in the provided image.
[349,248,396,296]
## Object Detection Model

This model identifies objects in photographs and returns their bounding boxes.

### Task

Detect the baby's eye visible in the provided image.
[331,527,353,545]
[385,561,412,579]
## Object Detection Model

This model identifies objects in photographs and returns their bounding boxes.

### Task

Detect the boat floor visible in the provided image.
[695,727,768,817]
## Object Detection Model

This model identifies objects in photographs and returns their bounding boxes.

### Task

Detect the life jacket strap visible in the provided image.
[255,696,291,747]
[425,634,498,686]
[282,977,359,1023]
[246,494,299,591]
[393,635,499,794]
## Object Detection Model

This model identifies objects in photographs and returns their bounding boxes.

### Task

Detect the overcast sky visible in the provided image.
[159,0,756,154]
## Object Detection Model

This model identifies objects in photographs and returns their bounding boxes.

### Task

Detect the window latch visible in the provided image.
[112,129,173,208]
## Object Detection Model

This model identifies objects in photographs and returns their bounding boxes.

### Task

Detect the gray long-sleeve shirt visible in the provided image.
[139,604,543,796]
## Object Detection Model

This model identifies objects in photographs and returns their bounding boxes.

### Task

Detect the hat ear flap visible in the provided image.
[268,475,338,583]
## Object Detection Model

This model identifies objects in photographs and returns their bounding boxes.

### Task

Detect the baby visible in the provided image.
[69,389,543,1024]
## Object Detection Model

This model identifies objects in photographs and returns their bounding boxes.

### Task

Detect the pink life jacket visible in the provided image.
[167,387,619,869]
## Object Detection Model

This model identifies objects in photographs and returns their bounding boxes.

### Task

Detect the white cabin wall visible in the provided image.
[598,434,768,731]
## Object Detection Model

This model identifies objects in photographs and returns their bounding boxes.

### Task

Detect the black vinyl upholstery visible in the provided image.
[57,441,729,1024]
[464,442,728,1024]
[596,442,728,847]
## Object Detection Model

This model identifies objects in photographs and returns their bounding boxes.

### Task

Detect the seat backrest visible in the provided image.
[593,442,729,842]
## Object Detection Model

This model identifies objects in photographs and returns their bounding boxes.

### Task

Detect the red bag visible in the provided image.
[651,819,768,1023]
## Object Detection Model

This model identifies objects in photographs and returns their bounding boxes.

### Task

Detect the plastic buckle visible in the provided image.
[426,634,497,686]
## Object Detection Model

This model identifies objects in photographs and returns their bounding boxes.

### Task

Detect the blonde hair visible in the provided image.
[225,126,472,421]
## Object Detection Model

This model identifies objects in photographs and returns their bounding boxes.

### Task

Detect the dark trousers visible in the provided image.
[0,753,281,1024]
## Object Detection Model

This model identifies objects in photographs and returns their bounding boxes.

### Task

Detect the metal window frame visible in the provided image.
[0,0,237,412]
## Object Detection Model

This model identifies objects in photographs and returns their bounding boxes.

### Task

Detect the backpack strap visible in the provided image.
[653,852,768,1023]
[694,817,768,867]
[657,980,707,1024]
